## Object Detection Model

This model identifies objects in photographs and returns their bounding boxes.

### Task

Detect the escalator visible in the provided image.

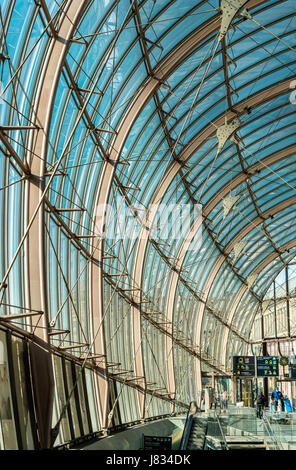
[225,436,266,450]
[186,417,208,450]
[179,406,222,450]
[180,404,282,450]
[183,413,267,450]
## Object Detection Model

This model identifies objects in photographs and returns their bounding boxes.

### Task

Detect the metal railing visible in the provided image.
[262,414,284,450]
[204,411,229,450]
[55,411,186,450]
[215,411,229,450]
[179,402,195,450]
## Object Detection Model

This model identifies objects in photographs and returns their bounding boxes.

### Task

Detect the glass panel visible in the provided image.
[84,368,100,432]
[0,330,18,449]
[11,336,35,449]
[52,355,71,444]
[75,364,90,435]
[64,360,80,438]
[108,380,121,427]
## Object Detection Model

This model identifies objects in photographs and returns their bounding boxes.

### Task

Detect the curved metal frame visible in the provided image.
[1,0,295,435]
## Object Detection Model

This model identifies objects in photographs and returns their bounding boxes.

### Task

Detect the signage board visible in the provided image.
[290,365,296,378]
[257,356,279,377]
[233,356,255,376]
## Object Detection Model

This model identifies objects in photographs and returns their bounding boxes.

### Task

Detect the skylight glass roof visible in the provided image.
[0,0,296,413]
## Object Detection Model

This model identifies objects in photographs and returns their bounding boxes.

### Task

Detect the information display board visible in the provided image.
[257,356,279,377]
[233,356,255,376]
[143,436,172,451]
[290,365,296,378]
[289,357,296,378]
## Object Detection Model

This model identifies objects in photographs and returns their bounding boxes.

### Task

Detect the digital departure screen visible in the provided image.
[257,356,279,377]
[233,356,255,376]
[144,436,172,450]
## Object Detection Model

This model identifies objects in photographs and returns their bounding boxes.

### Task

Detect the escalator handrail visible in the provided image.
[213,411,229,450]
[262,414,284,450]
[179,402,195,450]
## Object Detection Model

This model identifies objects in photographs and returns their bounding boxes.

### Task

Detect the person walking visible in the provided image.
[221,389,228,412]
[256,391,266,419]
[271,386,284,412]
[210,390,218,410]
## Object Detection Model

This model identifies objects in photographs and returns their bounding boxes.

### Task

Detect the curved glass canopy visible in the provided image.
[0,0,296,434]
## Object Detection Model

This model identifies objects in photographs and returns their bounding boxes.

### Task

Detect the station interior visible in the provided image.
[0,0,296,452]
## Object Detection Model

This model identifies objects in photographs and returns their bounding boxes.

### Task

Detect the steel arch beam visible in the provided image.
[26,0,109,428]
[196,194,296,350]
[163,153,295,375]
[141,172,296,381]
[221,237,296,368]
[135,140,296,360]
[245,247,296,343]
[165,224,203,400]
[130,80,292,386]
[159,129,294,340]
[129,80,292,393]
[26,1,86,337]
[92,8,225,419]
[192,141,295,315]
[92,0,278,412]
[129,81,292,400]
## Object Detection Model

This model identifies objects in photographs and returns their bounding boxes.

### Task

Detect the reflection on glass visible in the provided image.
[52,355,71,443]
[65,360,80,438]
[84,368,100,432]
[0,330,18,449]
[75,364,89,435]
[11,336,35,449]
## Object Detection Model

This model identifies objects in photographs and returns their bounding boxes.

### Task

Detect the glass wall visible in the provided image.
[51,356,100,444]
[10,335,37,449]
[51,355,101,447]
[0,330,18,450]
[52,355,72,445]
[256,258,296,342]
[84,368,100,432]
[0,327,101,449]
[0,324,176,449]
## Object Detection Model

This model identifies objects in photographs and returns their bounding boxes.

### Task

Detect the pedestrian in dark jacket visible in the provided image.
[256,391,266,419]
